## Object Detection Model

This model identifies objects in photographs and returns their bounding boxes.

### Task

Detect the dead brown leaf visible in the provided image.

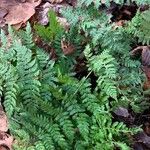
[0,8,8,19]
[131,46,150,90]
[0,132,13,150]
[61,39,75,55]
[0,106,8,133]
[36,2,67,26]
[114,107,130,118]
[113,20,127,29]
[135,132,150,149]
[142,47,150,66]
[144,122,150,136]
[0,0,41,29]
[133,142,145,150]
[47,0,64,3]
[142,66,150,90]
[36,2,51,25]
[0,105,13,150]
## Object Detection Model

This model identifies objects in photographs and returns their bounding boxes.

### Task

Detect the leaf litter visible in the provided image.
[0,0,41,29]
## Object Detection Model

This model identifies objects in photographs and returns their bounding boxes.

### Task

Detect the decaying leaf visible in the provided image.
[61,38,75,55]
[0,8,8,27]
[0,106,13,150]
[0,106,8,132]
[133,142,145,150]
[0,0,41,29]
[113,20,127,29]
[0,115,8,134]
[36,2,51,25]
[131,46,150,90]
[47,0,64,3]
[131,46,150,66]
[135,132,150,148]
[0,132,13,150]
[0,145,9,150]
[113,106,134,125]
[142,47,150,66]
[114,107,130,118]
[144,122,150,136]
[142,66,150,90]
[0,8,8,19]
[36,2,66,26]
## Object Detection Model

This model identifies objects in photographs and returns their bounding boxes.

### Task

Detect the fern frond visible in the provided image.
[84,45,117,99]
[35,10,64,42]
[19,22,34,49]
[128,9,150,45]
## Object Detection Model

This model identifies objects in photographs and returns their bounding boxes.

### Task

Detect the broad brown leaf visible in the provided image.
[0,0,41,29]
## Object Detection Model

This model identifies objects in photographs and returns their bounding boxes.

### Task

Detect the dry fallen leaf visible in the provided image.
[37,2,51,25]
[0,106,8,132]
[114,107,130,118]
[113,20,127,29]
[0,105,13,150]
[142,47,150,66]
[135,132,150,149]
[36,2,66,26]
[61,39,75,55]
[48,0,64,3]
[131,46,150,67]
[131,46,150,90]
[142,66,150,90]
[133,142,145,150]
[0,0,41,29]
[0,8,8,18]
[0,8,8,27]
[0,132,13,150]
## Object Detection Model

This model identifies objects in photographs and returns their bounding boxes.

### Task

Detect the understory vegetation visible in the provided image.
[0,0,150,150]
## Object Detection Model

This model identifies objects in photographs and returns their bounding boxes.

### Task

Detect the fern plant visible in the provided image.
[62,1,146,112]
[0,22,142,150]
[128,9,150,45]
[84,45,118,99]
[0,0,149,149]
[35,10,84,75]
